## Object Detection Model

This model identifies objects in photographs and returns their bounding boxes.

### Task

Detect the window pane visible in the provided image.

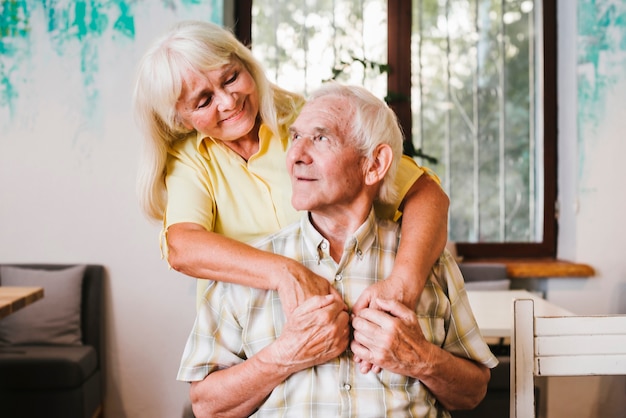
[248,0,547,249]
[411,0,543,244]
[250,0,387,98]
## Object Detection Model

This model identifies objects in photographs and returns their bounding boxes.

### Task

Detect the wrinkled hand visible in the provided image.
[352,275,421,315]
[351,298,429,376]
[351,276,422,373]
[276,261,341,317]
[271,294,349,373]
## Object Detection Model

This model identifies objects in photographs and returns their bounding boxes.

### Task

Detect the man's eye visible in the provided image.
[314,135,329,142]
[291,132,302,141]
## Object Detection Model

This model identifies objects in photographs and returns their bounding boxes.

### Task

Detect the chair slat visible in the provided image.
[535,335,626,356]
[535,315,626,336]
[511,299,536,418]
[512,298,626,418]
[535,354,626,376]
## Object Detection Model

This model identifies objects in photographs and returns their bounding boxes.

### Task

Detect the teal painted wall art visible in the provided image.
[0,0,223,128]
[577,0,626,132]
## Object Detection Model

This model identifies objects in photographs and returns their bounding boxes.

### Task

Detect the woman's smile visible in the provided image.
[220,102,246,125]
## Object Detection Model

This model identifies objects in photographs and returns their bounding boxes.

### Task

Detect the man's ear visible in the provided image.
[364,144,393,186]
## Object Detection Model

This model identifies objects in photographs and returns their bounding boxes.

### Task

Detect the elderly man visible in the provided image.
[177,83,498,418]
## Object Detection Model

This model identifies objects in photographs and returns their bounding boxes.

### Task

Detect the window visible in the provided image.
[235,0,557,259]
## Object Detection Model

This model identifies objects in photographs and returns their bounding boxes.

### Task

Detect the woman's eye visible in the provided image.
[198,96,212,109]
[225,71,238,85]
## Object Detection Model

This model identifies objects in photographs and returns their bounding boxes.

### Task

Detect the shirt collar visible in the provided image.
[300,209,378,263]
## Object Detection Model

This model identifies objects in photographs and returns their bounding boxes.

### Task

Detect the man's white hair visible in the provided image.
[307,82,404,204]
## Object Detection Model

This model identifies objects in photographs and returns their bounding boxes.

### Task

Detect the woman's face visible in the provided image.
[176,59,260,142]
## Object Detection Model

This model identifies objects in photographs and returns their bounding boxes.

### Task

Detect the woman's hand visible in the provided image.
[276,259,341,316]
[352,274,421,316]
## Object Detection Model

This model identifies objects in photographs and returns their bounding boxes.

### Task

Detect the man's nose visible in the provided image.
[287,138,312,165]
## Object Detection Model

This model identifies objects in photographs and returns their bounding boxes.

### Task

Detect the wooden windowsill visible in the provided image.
[460,258,595,279]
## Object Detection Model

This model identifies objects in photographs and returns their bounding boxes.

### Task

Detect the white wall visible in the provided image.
[0,3,219,417]
[1,1,624,417]
[549,1,626,416]
[555,0,626,317]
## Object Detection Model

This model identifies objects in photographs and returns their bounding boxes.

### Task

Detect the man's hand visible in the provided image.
[351,298,430,376]
[276,260,342,316]
[351,276,424,374]
[270,294,350,374]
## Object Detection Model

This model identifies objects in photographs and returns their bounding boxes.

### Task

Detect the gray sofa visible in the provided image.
[0,264,104,418]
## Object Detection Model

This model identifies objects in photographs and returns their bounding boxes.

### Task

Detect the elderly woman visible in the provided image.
[133,20,449,319]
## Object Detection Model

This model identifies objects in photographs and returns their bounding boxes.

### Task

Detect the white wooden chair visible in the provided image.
[510,298,626,418]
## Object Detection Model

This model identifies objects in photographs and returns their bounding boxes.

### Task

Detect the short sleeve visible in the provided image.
[374,155,425,221]
[164,142,216,232]
[436,252,499,369]
[177,282,247,382]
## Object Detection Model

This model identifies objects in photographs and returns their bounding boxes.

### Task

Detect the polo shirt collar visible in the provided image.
[300,209,378,264]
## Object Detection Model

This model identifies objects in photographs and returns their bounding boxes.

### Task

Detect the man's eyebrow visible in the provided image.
[288,126,332,135]
[315,127,331,135]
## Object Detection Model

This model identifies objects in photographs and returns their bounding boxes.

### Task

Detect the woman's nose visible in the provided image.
[215,89,236,111]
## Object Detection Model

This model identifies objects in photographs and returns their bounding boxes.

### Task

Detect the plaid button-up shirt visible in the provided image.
[178,210,498,417]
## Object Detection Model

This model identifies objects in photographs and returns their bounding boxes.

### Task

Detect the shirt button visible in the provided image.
[335,273,343,281]
[344,384,351,390]
[321,242,328,249]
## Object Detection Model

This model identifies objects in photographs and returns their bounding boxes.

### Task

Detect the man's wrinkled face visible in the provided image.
[287,95,366,213]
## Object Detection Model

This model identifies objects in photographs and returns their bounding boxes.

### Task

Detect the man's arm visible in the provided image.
[189,295,350,418]
[351,298,490,411]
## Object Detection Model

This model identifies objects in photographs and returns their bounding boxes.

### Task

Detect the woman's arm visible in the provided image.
[353,173,449,312]
[392,173,450,306]
[167,222,338,315]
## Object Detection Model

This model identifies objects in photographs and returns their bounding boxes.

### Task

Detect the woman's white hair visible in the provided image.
[307,82,403,204]
[133,20,303,220]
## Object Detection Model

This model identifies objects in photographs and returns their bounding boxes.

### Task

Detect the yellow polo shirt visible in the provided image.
[164,123,427,301]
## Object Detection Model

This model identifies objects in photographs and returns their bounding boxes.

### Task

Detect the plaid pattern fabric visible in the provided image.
[178,210,497,417]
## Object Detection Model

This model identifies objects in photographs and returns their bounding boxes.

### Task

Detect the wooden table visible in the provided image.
[0,287,44,319]
[467,290,573,339]
[461,258,595,278]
